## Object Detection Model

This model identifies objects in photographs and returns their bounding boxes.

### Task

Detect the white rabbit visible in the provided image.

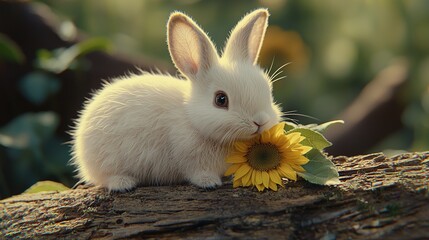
[71,9,282,192]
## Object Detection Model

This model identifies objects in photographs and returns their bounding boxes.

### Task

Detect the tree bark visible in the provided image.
[1,152,428,239]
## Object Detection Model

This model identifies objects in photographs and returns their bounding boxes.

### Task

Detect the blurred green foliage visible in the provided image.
[0,34,110,198]
[0,33,25,64]
[36,38,111,73]
[1,0,429,198]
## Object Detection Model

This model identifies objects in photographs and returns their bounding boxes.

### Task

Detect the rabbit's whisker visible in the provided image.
[265,56,276,76]
[282,111,319,121]
[270,62,290,80]
[271,75,287,84]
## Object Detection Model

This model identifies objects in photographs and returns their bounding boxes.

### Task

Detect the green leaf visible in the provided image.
[284,121,298,132]
[286,128,332,150]
[36,38,111,73]
[298,149,340,185]
[283,120,344,133]
[307,120,344,133]
[24,181,69,194]
[19,72,61,105]
[77,38,111,56]
[0,33,25,64]
[0,112,59,149]
[36,49,53,61]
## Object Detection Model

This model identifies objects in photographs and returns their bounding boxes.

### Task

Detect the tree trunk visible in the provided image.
[1,152,428,239]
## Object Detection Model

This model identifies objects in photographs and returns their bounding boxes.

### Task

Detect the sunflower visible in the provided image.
[224,122,312,191]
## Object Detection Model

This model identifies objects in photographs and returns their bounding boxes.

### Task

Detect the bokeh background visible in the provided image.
[1,0,428,199]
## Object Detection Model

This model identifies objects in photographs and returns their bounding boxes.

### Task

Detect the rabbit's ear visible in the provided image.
[168,12,218,78]
[223,9,269,65]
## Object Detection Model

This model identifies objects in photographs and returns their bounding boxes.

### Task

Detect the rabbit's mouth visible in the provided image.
[252,121,269,135]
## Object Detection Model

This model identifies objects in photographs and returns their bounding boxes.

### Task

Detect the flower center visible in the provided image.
[246,143,281,171]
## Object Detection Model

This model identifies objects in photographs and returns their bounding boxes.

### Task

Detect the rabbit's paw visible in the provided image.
[188,171,222,189]
[106,175,137,192]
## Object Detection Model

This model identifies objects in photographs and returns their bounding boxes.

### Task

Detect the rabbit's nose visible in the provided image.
[253,121,267,133]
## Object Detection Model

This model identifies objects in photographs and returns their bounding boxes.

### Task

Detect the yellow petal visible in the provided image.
[270,122,286,138]
[281,145,306,155]
[235,164,251,179]
[244,178,252,187]
[256,183,265,192]
[292,156,310,165]
[251,170,257,186]
[278,163,297,181]
[279,145,292,154]
[256,170,263,184]
[290,164,305,172]
[275,135,290,148]
[287,132,302,144]
[269,170,283,185]
[233,179,242,188]
[297,135,306,143]
[261,130,271,143]
[272,122,286,133]
[224,164,241,176]
[300,145,312,154]
[234,142,249,153]
[294,145,312,154]
[241,170,252,186]
[262,171,270,188]
[282,151,302,160]
[269,181,278,191]
[226,155,247,164]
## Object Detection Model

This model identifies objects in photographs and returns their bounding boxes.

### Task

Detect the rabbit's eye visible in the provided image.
[214,91,228,109]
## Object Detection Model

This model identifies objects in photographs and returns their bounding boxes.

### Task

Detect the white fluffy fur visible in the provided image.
[71,9,282,192]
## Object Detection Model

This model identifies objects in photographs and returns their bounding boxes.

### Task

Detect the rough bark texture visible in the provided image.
[1,152,428,239]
